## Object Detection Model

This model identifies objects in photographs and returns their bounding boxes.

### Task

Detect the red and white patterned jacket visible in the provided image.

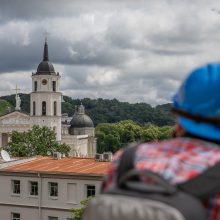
[102,137,220,220]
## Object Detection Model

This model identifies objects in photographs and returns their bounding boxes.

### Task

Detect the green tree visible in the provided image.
[158,126,173,140]
[96,120,143,153]
[116,120,142,146]
[141,124,160,142]
[67,197,91,220]
[6,125,70,157]
[96,123,121,153]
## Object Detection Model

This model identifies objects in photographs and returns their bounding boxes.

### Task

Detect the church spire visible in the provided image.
[43,39,49,61]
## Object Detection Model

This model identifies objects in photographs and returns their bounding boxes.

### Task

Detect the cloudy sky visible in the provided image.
[1,0,220,105]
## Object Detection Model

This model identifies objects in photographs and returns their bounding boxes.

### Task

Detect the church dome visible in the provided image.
[69,104,94,128]
[37,61,55,75]
[70,114,94,128]
[35,40,56,75]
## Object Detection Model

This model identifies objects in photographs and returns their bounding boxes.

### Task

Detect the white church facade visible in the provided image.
[0,40,97,157]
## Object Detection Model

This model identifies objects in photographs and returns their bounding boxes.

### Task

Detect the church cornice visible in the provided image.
[30,91,62,95]
[31,73,60,78]
[31,115,62,118]
[0,111,30,120]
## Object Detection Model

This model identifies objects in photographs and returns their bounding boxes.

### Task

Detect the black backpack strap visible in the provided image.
[117,142,220,200]
[178,161,220,200]
[116,143,139,186]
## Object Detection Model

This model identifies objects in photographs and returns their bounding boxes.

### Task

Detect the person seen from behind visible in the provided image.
[102,63,220,220]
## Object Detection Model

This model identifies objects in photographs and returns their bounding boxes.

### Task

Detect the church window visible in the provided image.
[52,81,56,92]
[34,81,37,91]
[42,101,46,116]
[33,101,36,116]
[54,101,57,116]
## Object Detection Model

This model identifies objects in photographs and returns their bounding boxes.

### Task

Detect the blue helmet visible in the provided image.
[172,63,220,140]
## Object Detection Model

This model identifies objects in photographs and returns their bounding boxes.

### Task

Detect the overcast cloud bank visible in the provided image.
[1,0,220,105]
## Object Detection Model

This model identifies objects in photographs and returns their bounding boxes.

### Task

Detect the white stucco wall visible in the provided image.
[0,174,102,220]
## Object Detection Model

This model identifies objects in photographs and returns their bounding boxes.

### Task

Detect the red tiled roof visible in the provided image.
[3,156,111,175]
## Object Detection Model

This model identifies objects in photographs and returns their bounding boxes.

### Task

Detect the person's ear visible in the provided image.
[175,120,185,137]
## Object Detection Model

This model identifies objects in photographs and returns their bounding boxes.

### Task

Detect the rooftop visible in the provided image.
[0,156,111,176]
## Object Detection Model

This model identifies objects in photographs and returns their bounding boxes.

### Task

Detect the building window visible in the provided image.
[34,81,37,91]
[42,101,46,116]
[11,180,20,195]
[52,81,56,92]
[48,217,58,220]
[86,185,96,197]
[49,182,58,197]
[11,213,20,220]
[54,101,57,116]
[29,181,38,196]
[33,101,36,116]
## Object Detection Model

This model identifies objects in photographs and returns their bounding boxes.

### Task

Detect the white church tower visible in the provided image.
[30,38,62,141]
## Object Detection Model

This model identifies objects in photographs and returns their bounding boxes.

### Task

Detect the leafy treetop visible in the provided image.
[6,125,70,157]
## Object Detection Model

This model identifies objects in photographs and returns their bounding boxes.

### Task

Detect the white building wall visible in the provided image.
[61,135,90,156]
[0,206,39,220]
[0,174,102,220]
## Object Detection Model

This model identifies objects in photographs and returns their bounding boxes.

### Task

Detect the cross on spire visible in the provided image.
[44,31,49,43]
[12,84,20,96]
[13,85,21,111]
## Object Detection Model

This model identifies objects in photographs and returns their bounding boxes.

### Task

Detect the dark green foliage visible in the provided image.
[1,93,30,114]
[96,121,173,153]
[0,94,175,126]
[6,125,70,157]
[0,99,14,116]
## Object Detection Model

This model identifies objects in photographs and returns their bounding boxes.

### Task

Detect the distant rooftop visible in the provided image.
[0,157,36,169]
[0,156,111,176]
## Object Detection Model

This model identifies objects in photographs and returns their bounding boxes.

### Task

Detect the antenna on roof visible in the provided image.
[1,150,11,162]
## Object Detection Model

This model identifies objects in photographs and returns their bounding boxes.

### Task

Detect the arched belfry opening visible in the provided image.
[42,101,46,116]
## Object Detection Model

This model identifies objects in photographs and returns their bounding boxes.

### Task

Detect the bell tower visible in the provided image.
[30,38,62,141]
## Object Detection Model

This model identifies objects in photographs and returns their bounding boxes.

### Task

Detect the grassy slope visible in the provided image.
[0,99,14,116]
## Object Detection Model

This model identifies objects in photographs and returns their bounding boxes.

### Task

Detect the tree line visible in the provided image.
[0,94,175,127]
[96,120,173,153]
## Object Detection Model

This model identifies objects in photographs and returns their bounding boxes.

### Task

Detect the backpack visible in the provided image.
[82,144,220,220]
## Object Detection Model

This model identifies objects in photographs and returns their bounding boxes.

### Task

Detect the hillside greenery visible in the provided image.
[96,120,173,153]
[0,99,14,116]
[0,94,175,127]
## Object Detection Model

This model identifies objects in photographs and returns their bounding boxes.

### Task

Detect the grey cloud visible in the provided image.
[0,0,220,105]
[0,0,145,21]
